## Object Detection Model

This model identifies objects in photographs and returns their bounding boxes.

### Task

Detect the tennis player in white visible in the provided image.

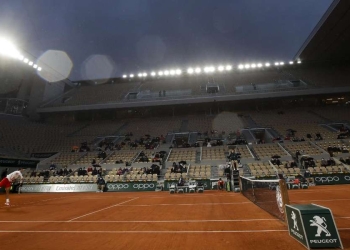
[0,168,24,206]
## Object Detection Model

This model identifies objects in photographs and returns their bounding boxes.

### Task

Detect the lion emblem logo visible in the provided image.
[309,216,331,237]
[291,211,299,231]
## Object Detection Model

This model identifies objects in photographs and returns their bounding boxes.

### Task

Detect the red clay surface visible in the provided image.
[0,185,349,250]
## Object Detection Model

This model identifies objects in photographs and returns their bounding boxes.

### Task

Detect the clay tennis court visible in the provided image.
[0,185,349,250]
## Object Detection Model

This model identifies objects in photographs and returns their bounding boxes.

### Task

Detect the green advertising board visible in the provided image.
[312,174,350,185]
[163,179,212,191]
[285,204,343,249]
[106,182,157,192]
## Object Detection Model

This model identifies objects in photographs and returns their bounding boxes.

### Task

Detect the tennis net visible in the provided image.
[240,176,290,221]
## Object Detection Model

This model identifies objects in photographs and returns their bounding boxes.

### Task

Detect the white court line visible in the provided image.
[0,230,289,233]
[68,197,139,222]
[0,218,279,223]
[1,229,349,234]
[117,202,251,207]
[293,198,350,202]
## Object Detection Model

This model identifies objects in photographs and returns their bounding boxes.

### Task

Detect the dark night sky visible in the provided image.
[0,0,332,81]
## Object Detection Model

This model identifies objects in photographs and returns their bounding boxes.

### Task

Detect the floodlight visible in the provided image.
[158,71,164,76]
[138,73,143,77]
[176,69,181,75]
[218,65,224,71]
[164,70,169,75]
[265,63,270,67]
[122,75,127,78]
[142,73,147,77]
[257,63,262,68]
[274,62,280,66]
[151,72,156,76]
[170,70,175,75]
[289,61,294,65]
[238,64,244,70]
[280,62,284,65]
[17,54,24,61]
[38,67,42,71]
[209,66,215,72]
[297,60,301,64]
[33,64,38,69]
[0,38,20,58]
[28,61,33,66]
[187,68,194,74]
[195,67,201,73]
[23,58,29,63]
[226,65,232,71]
[204,67,210,73]
[244,64,250,69]
[251,64,256,68]
[130,74,134,78]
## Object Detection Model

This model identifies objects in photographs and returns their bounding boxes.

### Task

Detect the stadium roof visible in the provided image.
[295,0,350,62]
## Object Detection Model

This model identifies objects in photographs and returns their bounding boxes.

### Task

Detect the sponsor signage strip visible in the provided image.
[164,179,211,191]
[21,184,98,193]
[30,152,58,158]
[106,182,157,192]
[0,157,39,167]
[312,174,350,185]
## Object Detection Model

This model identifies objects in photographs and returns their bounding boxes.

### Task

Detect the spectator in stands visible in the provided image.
[96,175,106,193]
[49,161,56,170]
[290,161,297,168]
[91,159,96,165]
[321,158,327,167]
[207,142,212,147]
[218,178,224,191]
[342,145,349,153]
[177,177,184,186]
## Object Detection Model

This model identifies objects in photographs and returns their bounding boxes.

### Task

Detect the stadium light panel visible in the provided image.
[225,65,232,71]
[289,61,294,65]
[279,62,284,65]
[195,67,201,74]
[130,74,134,78]
[244,64,250,69]
[238,64,244,70]
[17,54,24,61]
[28,61,33,66]
[0,38,20,58]
[164,70,169,76]
[158,71,164,76]
[138,73,143,77]
[176,69,182,75]
[209,66,215,72]
[251,64,256,68]
[218,65,224,71]
[142,73,147,77]
[187,68,194,74]
[297,60,301,64]
[257,63,262,68]
[204,67,209,73]
[122,75,127,78]
[23,58,29,63]
[265,63,270,67]
[33,64,38,69]
[274,62,280,66]
[151,72,156,76]
[38,67,42,71]
[170,70,175,75]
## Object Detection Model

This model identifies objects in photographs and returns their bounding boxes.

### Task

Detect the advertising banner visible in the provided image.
[20,184,98,193]
[163,179,211,191]
[106,182,157,192]
[0,157,39,167]
[30,152,58,158]
[312,174,350,185]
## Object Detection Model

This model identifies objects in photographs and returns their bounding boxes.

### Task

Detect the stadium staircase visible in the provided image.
[242,114,259,128]
[180,120,188,132]
[307,110,333,123]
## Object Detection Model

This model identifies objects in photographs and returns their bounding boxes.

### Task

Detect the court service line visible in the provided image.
[0,229,289,233]
[67,197,139,222]
[117,202,251,207]
[1,229,350,234]
[293,198,350,202]
[0,218,279,223]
